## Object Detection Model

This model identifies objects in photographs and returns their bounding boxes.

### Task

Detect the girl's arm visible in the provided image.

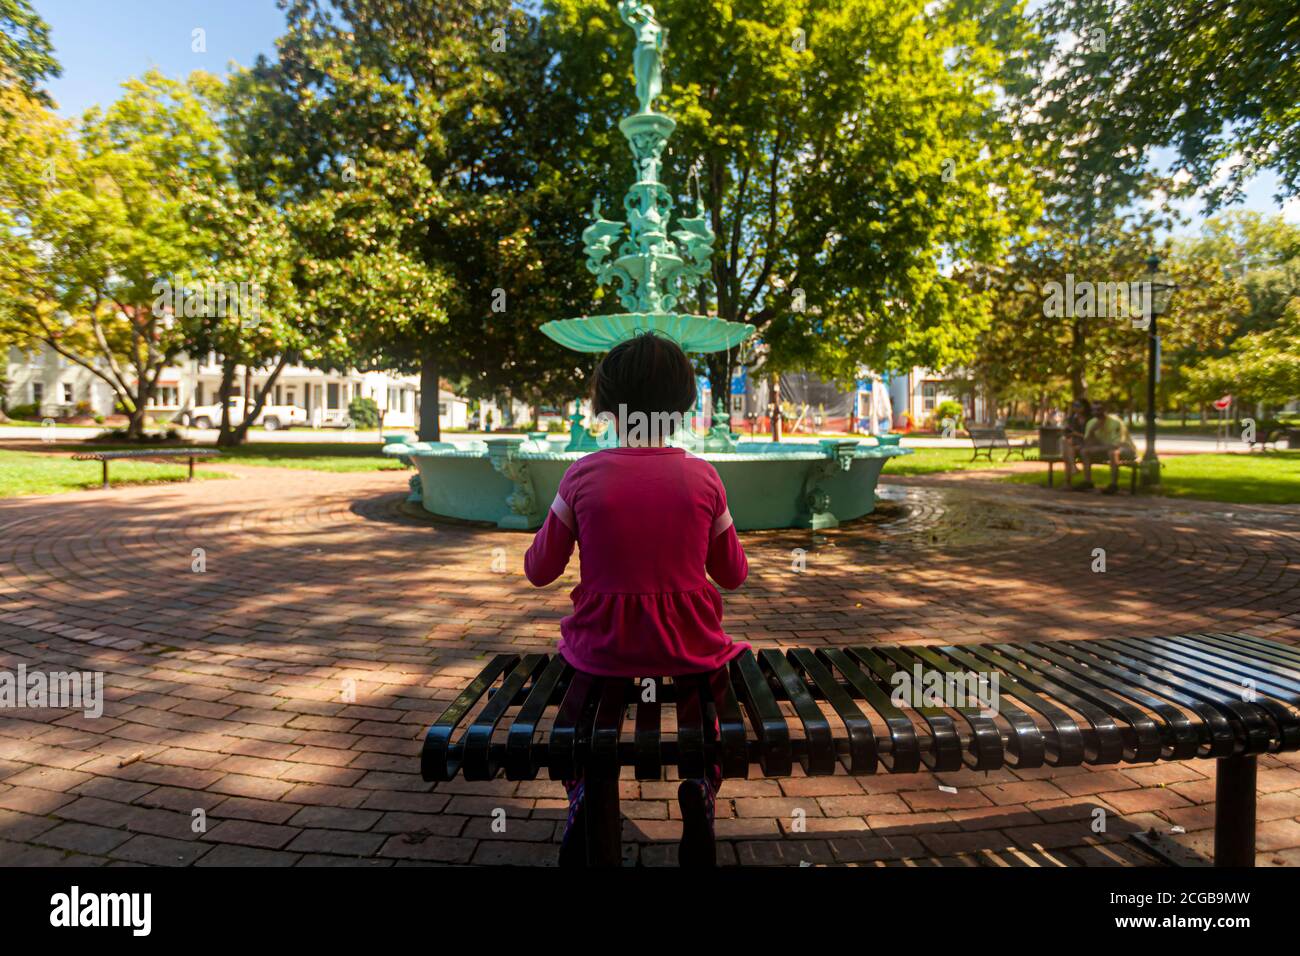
[524,496,576,586]
[706,506,748,590]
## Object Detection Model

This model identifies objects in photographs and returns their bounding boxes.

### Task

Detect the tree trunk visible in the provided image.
[1070,317,1088,402]
[418,349,441,442]
[770,373,782,442]
[706,353,732,422]
[230,357,289,446]
[126,405,147,441]
[216,359,238,448]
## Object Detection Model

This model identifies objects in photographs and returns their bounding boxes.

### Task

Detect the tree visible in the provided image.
[960,200,1241,421]
[1179,212,1300,410]
[226,0,593,441]
[1029,0,1300,220]
[0,0,59,108]
[178,176,304,447]
[1187,300,1300,408]
[0,72,226,439]
[546,0,1041,402]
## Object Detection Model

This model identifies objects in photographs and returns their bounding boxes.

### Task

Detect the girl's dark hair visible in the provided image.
[590,332,697,429]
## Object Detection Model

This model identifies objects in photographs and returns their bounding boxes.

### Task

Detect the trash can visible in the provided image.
[1038,425,1063,458]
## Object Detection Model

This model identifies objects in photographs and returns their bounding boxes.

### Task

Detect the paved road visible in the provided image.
[1,468,1297,866]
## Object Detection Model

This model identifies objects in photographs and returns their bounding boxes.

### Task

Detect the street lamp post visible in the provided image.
[1141,254,1177,486]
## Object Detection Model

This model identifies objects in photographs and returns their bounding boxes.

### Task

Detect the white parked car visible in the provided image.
[187,396,308,431]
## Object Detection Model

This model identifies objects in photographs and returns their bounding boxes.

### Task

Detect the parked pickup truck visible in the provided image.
[186,396,308,431]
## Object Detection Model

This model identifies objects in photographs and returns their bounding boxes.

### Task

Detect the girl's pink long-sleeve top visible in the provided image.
[523,446,749,677]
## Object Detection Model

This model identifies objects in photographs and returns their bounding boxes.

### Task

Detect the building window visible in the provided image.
[921,382,938,413]
[149,386,179,407]
[32,382,43,405]
[326,383,339,408]
[438,402,448,416]
[62,382,74,403]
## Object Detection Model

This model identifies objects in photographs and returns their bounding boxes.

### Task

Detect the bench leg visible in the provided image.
[584,776,622,867]
[1214,754,1256,867]
[188,456,195,482]
[101,459,110,490]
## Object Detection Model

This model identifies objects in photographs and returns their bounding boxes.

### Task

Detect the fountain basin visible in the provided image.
[384,438,911,531]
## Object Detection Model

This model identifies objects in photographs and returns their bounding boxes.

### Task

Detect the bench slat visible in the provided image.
[821,647,921,772]
[421,653,518,782]
[733,651,791,776]
[709,668,750,779]
[675,673,708,780]
[462,654,545,781]
[634,678,663,780]
[549,669,599,781]
[761,649,836,775]
[505,656,569,781]
[788,648,877,774]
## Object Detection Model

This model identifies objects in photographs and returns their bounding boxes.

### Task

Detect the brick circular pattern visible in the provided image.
[0,466,1297,866]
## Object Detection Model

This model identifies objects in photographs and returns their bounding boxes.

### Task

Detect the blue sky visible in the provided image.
[35,0,1296,235]
[37,0,287,117]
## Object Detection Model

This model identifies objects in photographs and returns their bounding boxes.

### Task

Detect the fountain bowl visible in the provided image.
[384,437,911,531]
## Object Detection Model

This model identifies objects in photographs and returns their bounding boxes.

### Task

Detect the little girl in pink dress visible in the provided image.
[524,332,749,866]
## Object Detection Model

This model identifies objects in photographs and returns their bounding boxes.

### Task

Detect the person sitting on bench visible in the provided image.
[1077,400,1137,495]
[1059,398,1091,490]
[523,331,750,867]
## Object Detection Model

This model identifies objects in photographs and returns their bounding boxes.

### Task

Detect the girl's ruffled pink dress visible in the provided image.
[524,446,750,676]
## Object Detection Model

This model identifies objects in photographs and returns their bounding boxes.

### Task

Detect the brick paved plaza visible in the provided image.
[1,466,1298,867]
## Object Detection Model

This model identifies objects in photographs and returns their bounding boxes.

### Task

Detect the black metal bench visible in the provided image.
[967,426,1036,462]
[71,448,222,488]
[423,633,1300,867]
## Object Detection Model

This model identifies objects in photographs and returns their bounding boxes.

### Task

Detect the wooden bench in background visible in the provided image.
[71,448,223,489]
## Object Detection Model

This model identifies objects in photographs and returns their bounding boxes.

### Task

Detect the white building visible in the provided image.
[888,368,988,428]
[4,346,117,417]
[5,345,469,431]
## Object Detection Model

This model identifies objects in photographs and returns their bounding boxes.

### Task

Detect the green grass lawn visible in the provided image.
[34,441,406,473]
[0,449,232,498]
[1002,450,1300,506]
[212,442,407,472]
[0,418,104,428]
[881,446,1026,476]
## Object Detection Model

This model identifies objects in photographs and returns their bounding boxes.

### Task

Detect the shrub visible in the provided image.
[348,396,381,428]
[930,400,964,431]
[7,402,39,420]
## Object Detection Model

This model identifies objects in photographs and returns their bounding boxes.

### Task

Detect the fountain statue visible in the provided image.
[384,1,910,530]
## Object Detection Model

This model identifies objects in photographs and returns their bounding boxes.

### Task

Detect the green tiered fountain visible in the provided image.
[540,2,754,356]
[384,0,909,530]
